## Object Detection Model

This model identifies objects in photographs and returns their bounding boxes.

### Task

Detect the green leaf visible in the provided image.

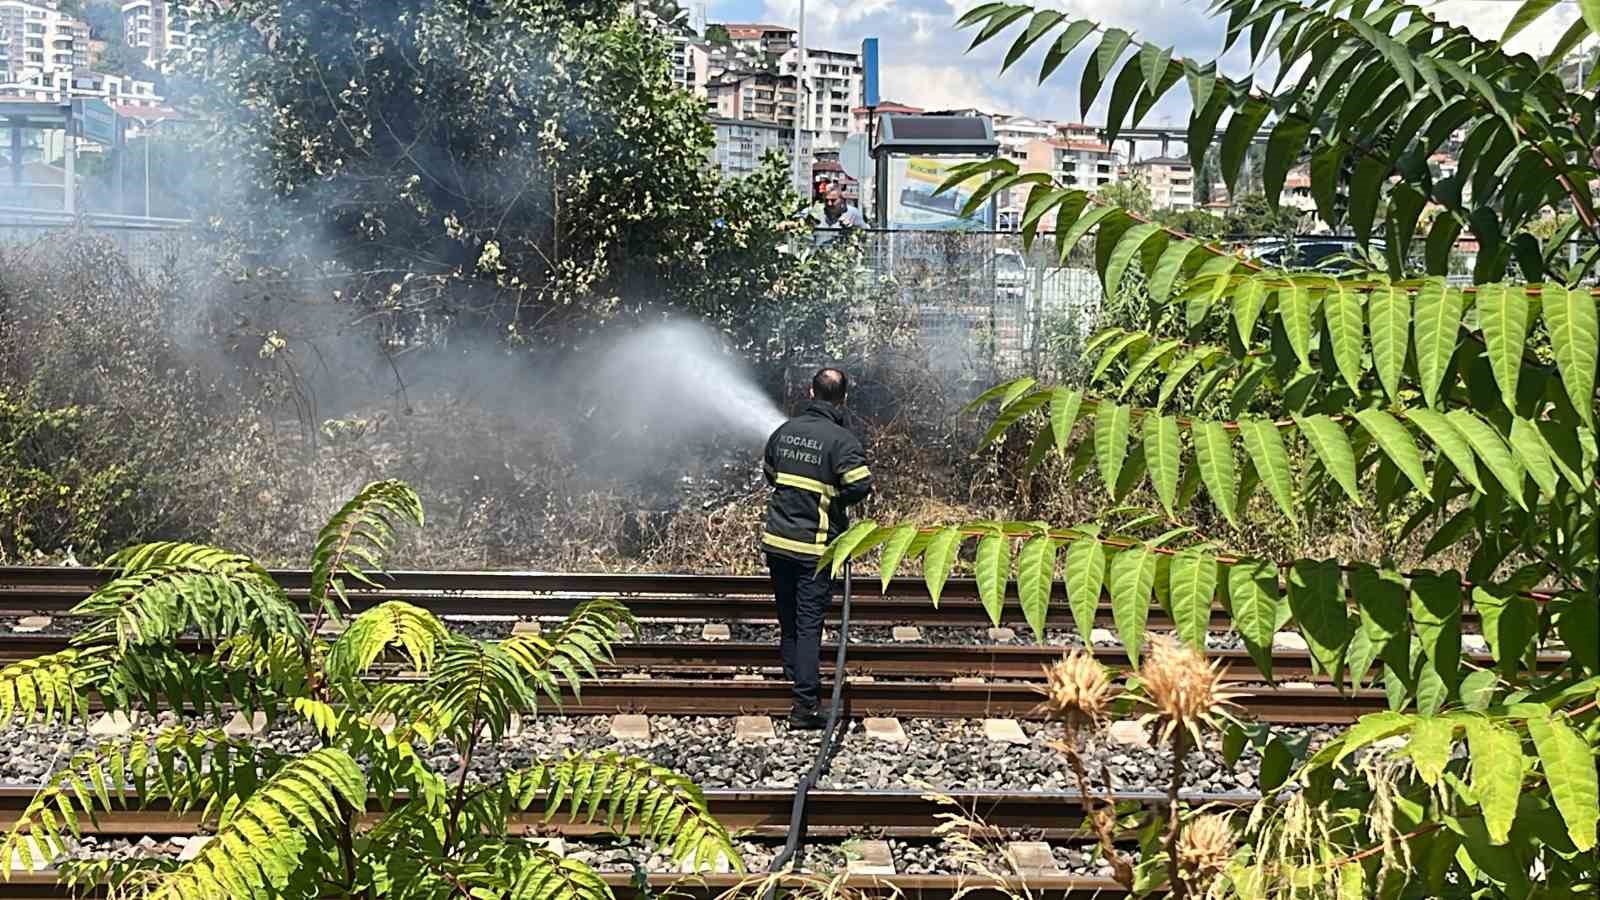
[1015,535,1057,640]
[1104,56,1146,145]
[1001,377,1038,410]
[1121,339,1182,398]
[1409,716,1457,786]
[1414,279,1465,408]
[1288,559,1352,677]
[1050,388,1083,454]
[1093,402,1133,497]
[1465,719,1524,844]
[1264,116,1312,209]
[1221,98,1271,197]
[1193,421,1238,526]
[1228,558,1280,682]
[1001,9,1067,73]
[1309,140,1347,228]
[877,526,921,592]
[1472,587,1538,678]
[1144,415,1181,517]
[1039,19,1097,84]
[974,531,1010,627]
[1277,282,1316,370]
[1410,571,1463,699]
[1106,222,1163,294]
[981,390,1051,448]
[1169,549,1216,651]
[1348,156,1387,246]
[1475,283,1531,414]
[1232,276,1269,345]
[1057,205,1119,266]
[1064,538,1108,640]
[1405,408,1484,494]
[1528,715,1598,852]
[1541,282,1599,429]
[1355,409,1429,495]
[1148,238,1200,304]
[1108,546,1156,665]
[1583,0,1600,44]
[1322,281,1365,393]
[1140,43,1173,94]
[1239,418,1298,524]
[1080,29,1132,117]
[1507,417,1557,499]
[1326,711,1414,768]
[1503,0,1561,42]
[1445,410,1527,508]
[954,2,1008,29]
[1367,283,1411,402]
[1294,414,1360,503]
[967,5,1033,51]
[922,527,963,608]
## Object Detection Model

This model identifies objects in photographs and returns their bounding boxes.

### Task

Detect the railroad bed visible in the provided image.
[0,567,1494,896]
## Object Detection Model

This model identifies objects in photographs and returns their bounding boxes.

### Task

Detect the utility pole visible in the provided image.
[793,0,806,195]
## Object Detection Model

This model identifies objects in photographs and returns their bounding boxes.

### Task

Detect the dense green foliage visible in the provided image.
[826,2,1600,896]
[0,481,736,899]
[178,0,806,344]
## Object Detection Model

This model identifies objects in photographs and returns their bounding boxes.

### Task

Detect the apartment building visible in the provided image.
[993,115,1052,163]
[1131,155,1195,210]
[705,70,798,129]
[780,45,861,152]
[121,0,200,69]
[722,23,794,56]
[707,116,804,178]
[1023,137,1119,189]
[0,0,88,84]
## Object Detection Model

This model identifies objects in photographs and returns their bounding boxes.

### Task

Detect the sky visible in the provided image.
[702,0,1589,132]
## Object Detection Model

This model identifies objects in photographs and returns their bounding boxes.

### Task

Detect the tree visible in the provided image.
[827,2,1600,895]
[1097,175,1153,218]
[705,23,731,46]
[1220,193,1303,237]
[179,0,801,346]
[0,480,737,898]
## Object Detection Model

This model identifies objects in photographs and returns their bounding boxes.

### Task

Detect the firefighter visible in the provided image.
[760,368,873,729]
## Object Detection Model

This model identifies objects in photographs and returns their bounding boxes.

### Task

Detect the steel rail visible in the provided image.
[0,871,1131,899]
[0,566,1489,629]
[0,785,1254,838]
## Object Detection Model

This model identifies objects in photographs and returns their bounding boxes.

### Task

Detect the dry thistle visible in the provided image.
[1176,813,1236,889]
[1138,636,1242,745]
[1035,651,1116,730]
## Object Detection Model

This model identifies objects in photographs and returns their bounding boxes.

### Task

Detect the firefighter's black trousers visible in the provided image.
[765,553,832,710]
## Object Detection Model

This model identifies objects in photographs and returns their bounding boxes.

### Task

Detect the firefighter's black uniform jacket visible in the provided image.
[761,401,873,559]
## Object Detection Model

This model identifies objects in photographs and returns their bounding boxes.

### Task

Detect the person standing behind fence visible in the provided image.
[760,368,873,729]
[811,181,866,245]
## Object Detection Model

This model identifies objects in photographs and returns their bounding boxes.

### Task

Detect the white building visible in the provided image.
[780,45,862,153]
[708,116,804,178]
[120,0,200,70]
[0,0,88,84]
[992,115,1052,163]
[1132,155,1195,210]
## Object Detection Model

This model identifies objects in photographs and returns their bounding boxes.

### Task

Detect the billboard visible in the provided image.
[73,99,117,145]
[885,155,993,230]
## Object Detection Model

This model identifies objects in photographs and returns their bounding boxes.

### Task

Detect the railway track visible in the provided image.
[0,567,1490,629]
[0,872,1131,900]
[0,785,1241,898]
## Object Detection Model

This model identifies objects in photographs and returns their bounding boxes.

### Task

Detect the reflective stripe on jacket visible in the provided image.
[761,401,874,559]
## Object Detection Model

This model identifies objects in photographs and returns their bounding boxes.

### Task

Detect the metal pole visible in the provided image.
[144,123,151,218]
[793,0,805,195]
[63,107,75,215]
